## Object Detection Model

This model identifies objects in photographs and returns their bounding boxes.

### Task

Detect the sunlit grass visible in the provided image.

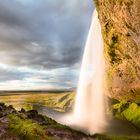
[122,103,140,128]
[0,92,75,112]
[113,101,140,128]
[7,114,53,140]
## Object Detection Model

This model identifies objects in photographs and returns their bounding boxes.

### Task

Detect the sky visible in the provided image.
[0,0,94,90]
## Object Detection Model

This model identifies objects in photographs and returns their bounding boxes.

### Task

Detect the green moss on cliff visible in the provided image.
[122,103,140,128]
[113,101,140,128]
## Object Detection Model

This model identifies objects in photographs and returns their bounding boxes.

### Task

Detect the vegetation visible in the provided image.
[0,92,75,112]
[122,103,140,128]
[94,134,140,140]
[1,92,140,131]
[0,92,140,140]
[113,101,140,128]
[7,110,140,140]
[7,114,52,140]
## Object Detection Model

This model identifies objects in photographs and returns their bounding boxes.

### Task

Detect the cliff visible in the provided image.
[95,0,140,100]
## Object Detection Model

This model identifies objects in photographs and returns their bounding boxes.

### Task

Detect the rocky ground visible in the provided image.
[0,103,97,140]
[1,102,140,140]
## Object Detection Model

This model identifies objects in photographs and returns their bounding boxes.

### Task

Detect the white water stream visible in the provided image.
[59,9,107,134]
[72,9,106,133]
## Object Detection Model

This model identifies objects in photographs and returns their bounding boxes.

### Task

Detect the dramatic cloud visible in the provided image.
[0,0,93,90]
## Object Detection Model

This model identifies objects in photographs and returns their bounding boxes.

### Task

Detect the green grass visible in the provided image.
[7,114,53,140]
[56,93,75,112]
[122,103,140,128]
[113,101,140,128]
[7,113,88,140]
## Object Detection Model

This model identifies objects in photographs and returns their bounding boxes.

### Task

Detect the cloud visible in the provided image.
[0,64,79,90]
[0,0,93,90]
[0,0,93,69]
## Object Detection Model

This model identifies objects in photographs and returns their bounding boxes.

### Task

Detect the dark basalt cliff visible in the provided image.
[95,0,140,100]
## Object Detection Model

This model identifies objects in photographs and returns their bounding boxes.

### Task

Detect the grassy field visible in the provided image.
[0,91,75,112]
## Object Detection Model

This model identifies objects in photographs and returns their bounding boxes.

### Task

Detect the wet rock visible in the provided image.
[0,103,16,118]
[26,110,48,125]
[0,106,3,111]
[5,106,16,115]
[45,128,94,140]
[26,109,38,119]
[0,113,4,118]
[0,103,6,111]
[7,105,16,113]
[20,108,26,113]
[0,103,5,107]
[27,109,38,115]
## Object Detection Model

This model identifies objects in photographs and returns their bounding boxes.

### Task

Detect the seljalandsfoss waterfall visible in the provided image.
[59,9,107,134]
[72,9,106,133]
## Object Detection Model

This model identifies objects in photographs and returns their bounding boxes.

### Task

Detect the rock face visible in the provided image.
[95,0,140,100]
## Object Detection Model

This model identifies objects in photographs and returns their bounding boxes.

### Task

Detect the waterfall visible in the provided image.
[72,9,106,133]
[58,9,107,134]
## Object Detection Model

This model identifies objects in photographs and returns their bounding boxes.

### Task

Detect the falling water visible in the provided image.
[44,9,140,136]
[57,9,106,134]
[72,9,106,133]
